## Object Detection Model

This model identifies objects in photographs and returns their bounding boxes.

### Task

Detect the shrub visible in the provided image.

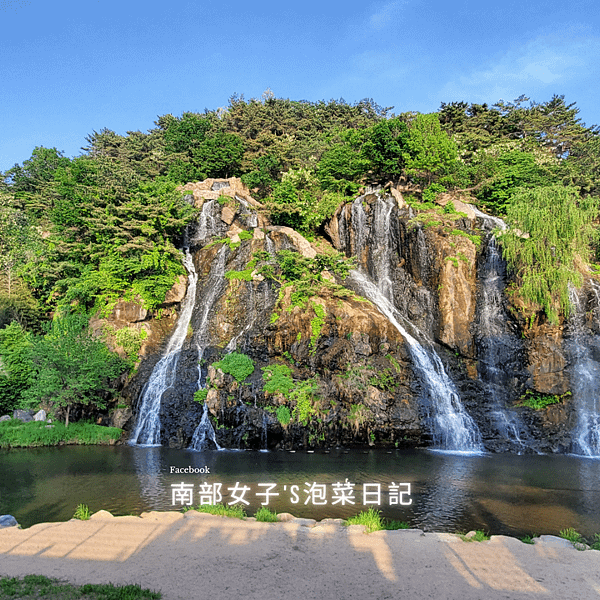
[212,352,255,383]
[262,364,294,395]
[276,405,291,426]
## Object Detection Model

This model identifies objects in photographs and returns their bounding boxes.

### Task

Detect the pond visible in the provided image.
[1,445,599,539]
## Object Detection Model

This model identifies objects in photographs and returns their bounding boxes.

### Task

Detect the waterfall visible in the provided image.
[187,246,230,451]
[567,285,600,457]
[338,193,481,451]
[349,271,482,452]
[190,403,221,451]
[475,235,528,449]
[129,248,198,446]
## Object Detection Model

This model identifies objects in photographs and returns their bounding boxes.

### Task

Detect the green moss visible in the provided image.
[516,389,571,410]
[450,229,482,247]
[225,259,258,281]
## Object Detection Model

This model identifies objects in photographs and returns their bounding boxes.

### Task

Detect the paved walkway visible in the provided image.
[1,511,600,599]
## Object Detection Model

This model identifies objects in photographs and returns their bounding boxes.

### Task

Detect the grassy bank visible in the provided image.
[0,575,160,599]
[0,419,122,449]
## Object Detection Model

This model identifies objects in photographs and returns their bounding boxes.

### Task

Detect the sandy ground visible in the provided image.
[1,511,600,600]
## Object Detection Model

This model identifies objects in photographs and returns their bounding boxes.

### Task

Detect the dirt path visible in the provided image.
[1,511,599,599]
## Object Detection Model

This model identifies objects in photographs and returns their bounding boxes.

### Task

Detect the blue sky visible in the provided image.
[1,0,599,172]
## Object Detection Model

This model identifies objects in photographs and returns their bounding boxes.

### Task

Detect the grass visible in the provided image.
[559,527,587,550]
[254,506,278,522]
[73,504,90,521]
[345,508,384,533]
[520,533,538,544]
[0,575,161,600]
[187,503,247,519]
[0,419,123,449]
[459,530,490,542]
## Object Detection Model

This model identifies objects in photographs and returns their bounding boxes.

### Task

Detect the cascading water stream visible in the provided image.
[567,285,600,457]
[340,194,482,451]
[130,248,198,446]
[349,271,482,452]
[188,246,230,451]
[475,235,528,449]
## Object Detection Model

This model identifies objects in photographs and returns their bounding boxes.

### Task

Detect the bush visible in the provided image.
[213,352,255,383]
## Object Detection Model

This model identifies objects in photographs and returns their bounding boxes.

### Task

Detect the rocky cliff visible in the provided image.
[115,178,600,455]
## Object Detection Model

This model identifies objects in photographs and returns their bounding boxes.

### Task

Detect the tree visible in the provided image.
[23,313,127,426]
[0,322,32,415]
[499,186,598,323]
[404,113,459,186]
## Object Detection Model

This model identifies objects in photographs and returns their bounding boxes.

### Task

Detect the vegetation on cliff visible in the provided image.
[1,92,599,430]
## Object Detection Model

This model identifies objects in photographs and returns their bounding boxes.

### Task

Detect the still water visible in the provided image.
[1,445,599,538]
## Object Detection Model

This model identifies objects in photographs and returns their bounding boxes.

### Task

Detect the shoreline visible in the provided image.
[1,510,600,600]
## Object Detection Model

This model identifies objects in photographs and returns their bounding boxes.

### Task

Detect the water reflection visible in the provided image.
[2,446,600,539]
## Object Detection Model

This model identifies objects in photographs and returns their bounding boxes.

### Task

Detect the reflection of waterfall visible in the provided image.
[132,446,165,508]
[413,453,480,532]
[130,249,198,446]
[475,236,529,449]
[349,271,482,452]
[567,285,600,457]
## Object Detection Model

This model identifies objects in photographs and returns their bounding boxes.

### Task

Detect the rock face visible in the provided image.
[119,180,600,455]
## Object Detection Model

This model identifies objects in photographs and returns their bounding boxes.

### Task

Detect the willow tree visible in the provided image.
[499,185,599,323]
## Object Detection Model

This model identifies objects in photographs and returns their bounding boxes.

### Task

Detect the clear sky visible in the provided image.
[1,0,599,172]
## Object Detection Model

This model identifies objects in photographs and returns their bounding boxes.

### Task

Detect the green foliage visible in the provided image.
[404,113,459,186]
[225,258,257,281]
[474,148,554,215]
[73,503,91,520]
[111,326,147,366]
[262,364,294,395]
[422,183,446,203]
[290,378,319,426]
[450,229,482,247]
[0,321,32,414]
[520,534,538,544]
[345,508,384,533]
[559,527,586,550]
[193,389,208,404]
[0,575,162,600]
[266,168,345,233]
[275,405,291,426]
[191,503,246,519]
[254,506,278,522]
[460,530,490,542]
[347,403,372,432]
[499,186,598,322]
[310,301,326,350]
[212,351,255,383]
[368,368,396,392]
[0,419,122,448]
[517,389,571,410]
[22,313,127,425]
